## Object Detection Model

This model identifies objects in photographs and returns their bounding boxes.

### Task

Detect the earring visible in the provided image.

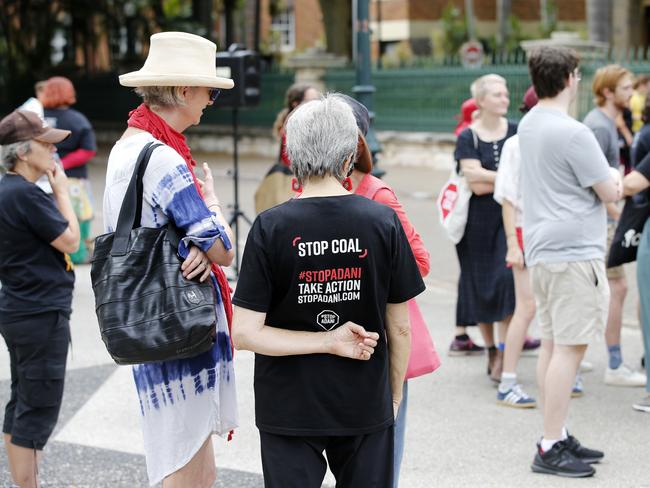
[343,177,353,191]
[291,178,302,192]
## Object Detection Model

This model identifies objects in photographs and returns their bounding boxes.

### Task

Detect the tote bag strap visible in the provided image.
[111,142,163,256]
[457,129,479,176]
[470,128,479,151]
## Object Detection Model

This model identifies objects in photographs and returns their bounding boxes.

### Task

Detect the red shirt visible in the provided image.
[355,173,430,278]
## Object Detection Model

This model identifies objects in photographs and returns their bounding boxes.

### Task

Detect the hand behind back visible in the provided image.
[325,322,379,361]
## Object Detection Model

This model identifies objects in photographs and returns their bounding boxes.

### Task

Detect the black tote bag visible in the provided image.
[607,193,650,268]
[91,142,216,365]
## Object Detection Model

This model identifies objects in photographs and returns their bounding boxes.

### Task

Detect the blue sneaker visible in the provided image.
[572,375,584,398]
[497,383,537,408]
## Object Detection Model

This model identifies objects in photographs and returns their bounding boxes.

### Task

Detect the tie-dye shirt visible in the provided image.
[104,132,238,486]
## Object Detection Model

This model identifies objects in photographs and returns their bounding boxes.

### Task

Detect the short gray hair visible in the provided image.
[1,141,31,172]
[134,86,186,109]
[285,93,358,185]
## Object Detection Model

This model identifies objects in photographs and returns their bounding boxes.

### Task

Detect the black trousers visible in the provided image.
[260,426,394,488]
[0,311,70,450]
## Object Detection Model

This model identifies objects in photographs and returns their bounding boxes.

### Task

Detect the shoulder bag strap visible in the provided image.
[470,128,479,151]
[111,142,162,256]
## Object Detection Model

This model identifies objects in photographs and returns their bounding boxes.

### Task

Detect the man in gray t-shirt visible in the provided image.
[521,107,610,265]
[583,107,619,168]
[521,46,620,479]
[581,65,644,388]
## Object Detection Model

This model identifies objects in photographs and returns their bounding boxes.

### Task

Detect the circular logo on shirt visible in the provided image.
[316,310,340,331]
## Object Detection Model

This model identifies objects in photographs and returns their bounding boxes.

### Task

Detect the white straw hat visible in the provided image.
[119,32,235,89]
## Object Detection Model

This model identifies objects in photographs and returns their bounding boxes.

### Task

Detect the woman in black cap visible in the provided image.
[0,109,79,487]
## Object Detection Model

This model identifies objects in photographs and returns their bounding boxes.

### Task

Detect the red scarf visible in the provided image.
[127,103,234,332]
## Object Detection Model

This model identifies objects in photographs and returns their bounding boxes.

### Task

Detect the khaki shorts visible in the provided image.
[607,222,625,280]
[531,260,609,345]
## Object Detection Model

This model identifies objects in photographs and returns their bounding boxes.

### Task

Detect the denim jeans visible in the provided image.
[393,381,408,488]
[637,219,650,394]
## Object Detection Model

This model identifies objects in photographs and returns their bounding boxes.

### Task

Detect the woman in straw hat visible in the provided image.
[104,32,237,487]
[0,109,78,488]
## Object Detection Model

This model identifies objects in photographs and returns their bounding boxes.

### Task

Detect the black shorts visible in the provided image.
[259,427,394,488]
[0,311,70,450]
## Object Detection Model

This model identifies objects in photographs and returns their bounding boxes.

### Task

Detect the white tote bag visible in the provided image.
[436,129,476,244]
[437,168,471,244]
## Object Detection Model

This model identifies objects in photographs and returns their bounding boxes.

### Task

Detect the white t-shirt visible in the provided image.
[493,134,523,227]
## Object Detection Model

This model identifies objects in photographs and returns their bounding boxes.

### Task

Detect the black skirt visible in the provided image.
[455,194,515,325]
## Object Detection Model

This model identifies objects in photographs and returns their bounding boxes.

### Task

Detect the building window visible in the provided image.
[270,3,295,52]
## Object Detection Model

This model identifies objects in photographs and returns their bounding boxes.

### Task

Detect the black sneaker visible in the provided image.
[565,434,604,464]
[531,440,595,478]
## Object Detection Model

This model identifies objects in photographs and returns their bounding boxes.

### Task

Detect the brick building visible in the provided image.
[246,0,325,54]
[248,0,650,60]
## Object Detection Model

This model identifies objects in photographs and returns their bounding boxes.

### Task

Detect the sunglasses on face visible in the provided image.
[209,88,221,102]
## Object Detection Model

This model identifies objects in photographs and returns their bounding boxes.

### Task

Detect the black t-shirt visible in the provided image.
[632,124,650,201]
[232,194,425,436]
[0,175,75,315]
[44,108,97,179]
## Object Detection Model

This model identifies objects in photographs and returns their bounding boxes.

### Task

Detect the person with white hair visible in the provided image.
[232,93,425,488]
[454,74,516,381]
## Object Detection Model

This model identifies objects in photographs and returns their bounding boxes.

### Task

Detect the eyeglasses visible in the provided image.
[209,88,221,102]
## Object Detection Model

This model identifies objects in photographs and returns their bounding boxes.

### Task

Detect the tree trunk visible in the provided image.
[319,0,352,58]
[540,0,549,32]
[496,0,512,48]
[464,0,476,39]
[586,0,611,43]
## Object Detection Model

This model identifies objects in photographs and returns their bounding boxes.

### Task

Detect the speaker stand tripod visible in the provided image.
[227,107,254,277]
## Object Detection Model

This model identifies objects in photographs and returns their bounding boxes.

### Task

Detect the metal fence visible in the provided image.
[324,59,650,132]
[325,66,533,132]
[7,58,650,134]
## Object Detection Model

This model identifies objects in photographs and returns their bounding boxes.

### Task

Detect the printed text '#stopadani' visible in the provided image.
[297,267,363,282]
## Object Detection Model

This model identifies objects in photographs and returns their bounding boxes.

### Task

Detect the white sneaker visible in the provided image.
[632,394,650,412]
[604,364,647,387]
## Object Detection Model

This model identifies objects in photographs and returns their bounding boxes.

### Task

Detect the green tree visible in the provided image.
[0,0,61,79]
[441,3,468,56]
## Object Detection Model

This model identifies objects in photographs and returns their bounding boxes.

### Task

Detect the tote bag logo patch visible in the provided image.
[184,289,203,305]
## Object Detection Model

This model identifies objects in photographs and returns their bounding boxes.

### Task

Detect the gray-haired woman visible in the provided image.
[232,94,425,488]
[0,109,79,488]
[105,32,236,487]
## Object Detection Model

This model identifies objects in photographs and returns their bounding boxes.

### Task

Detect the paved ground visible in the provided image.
[1,150,649,487]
